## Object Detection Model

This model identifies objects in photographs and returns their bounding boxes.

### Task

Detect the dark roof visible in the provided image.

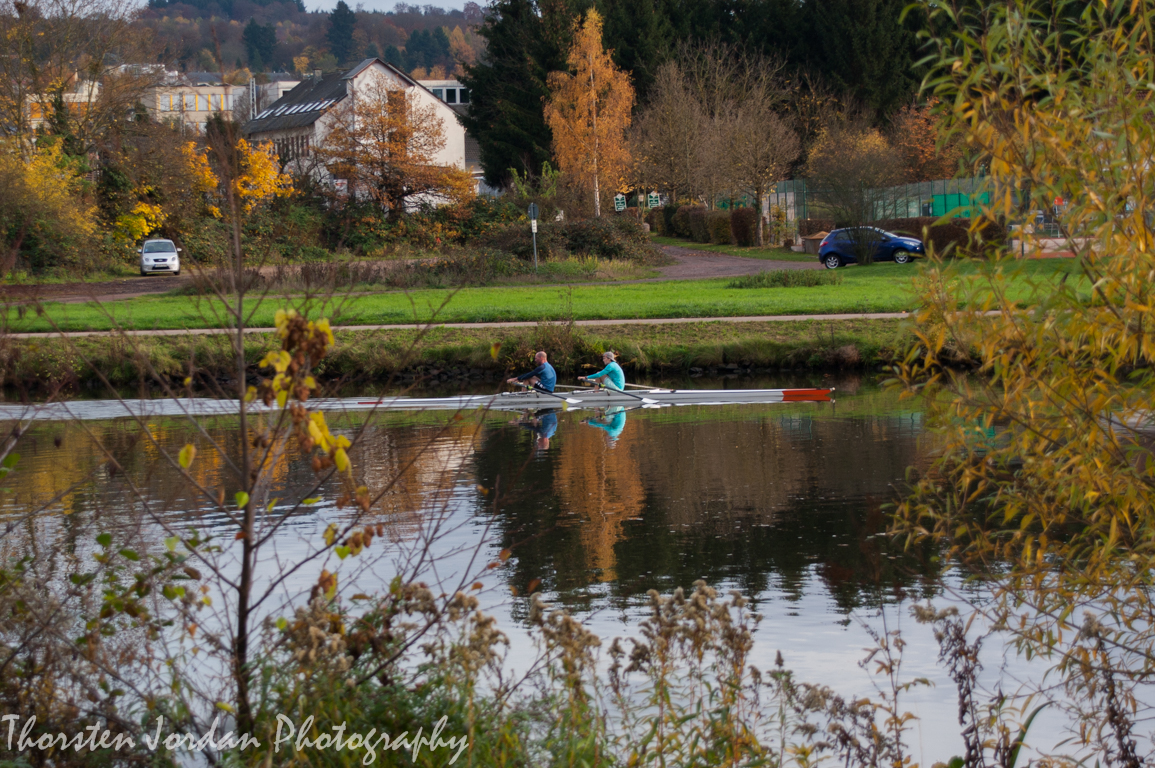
[242,70,349,135]
[185,72,225,86]
[242,59,443,137]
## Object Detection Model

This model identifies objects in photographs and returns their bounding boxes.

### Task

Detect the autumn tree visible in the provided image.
[544,9,635,217]
[888,100,962,183]
[318,78,473,220]
[629,61,704,202]
[0,139,94,274]
[805,122,902,263]
[894,0,1155,753]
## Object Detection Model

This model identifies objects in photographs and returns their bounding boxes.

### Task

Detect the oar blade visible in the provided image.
[641,397,658,404]
[565,397,583,404]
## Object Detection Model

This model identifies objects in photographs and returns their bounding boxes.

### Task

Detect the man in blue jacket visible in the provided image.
[508,350,557,392]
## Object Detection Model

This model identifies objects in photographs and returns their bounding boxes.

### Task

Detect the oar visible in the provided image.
[579,378,658,404]
[514,382,583,405]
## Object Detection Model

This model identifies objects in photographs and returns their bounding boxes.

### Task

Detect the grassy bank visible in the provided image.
[0,319,913,391]
[0,259,1081,333]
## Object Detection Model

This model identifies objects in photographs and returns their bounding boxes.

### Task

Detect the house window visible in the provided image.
[184,94,196,110]
[445,88,457,104]
[211,94,221,111]
[200,95,210,111]
[459,88,470,104]
[432,88,443,100]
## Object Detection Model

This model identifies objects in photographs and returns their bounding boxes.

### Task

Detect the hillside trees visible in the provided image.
[544,9,635,217]
[319,79,473,220]
[243,19,278,71]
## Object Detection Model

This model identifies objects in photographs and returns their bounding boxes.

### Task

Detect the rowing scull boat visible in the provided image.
[0,387,833,422]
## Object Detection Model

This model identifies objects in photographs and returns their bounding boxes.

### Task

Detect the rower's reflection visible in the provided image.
[516,408,559,451]
[583,406,627,446]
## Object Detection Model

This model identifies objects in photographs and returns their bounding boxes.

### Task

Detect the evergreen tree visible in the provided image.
[383,45,405,68]
[798,0,917,119]
[598,0,670,99]
[459,0,587,187]
[242,19,277,69]
[432,27,451,64]
[364,43,380,59]
[328,0,358,65]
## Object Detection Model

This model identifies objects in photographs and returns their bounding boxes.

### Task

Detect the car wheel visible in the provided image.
[894,250,912,264]
[140,267,148,276]
[174,268,180,276]
[823,254,842,269]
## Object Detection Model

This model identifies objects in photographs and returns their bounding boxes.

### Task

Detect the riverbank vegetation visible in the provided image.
[0,319,908,392]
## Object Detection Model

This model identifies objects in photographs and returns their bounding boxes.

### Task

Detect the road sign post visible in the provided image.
[613,194,626,213]
[528,203,539,272]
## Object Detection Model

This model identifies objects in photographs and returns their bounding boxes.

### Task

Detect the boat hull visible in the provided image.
[0,388,833,422]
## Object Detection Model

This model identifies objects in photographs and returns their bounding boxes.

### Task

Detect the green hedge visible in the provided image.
[707,210,731,244]
[731,208,758,246]
[688,208,710,242]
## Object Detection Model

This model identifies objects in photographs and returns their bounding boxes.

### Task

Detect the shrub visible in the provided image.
[783,237,794,247]
[477,216,661,263]
[875,216,1008,257]
[688,208,710,242]
[706,210,731,244]
[800,218,836,236]
[728,270,842,288]
[672,205,704,238]
[662,205,679,236]
[731,208,758,246]
[644,208,664,235]
[563,216,658,261]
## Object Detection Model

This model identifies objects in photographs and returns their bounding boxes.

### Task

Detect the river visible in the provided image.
[0,375,1070,762]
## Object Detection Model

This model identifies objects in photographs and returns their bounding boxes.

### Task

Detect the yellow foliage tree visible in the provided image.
[233,139,294,212]
[318,78,473,219]
[0,139,94,272]
[544,9,635,217]
[180,139,292,218]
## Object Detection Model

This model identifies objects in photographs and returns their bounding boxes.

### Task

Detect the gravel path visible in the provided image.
[657,245,820,278]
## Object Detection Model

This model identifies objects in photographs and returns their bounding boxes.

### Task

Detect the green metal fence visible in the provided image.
[766,177,994,237]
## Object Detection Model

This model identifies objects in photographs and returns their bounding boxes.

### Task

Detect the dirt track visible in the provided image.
[0,246,817,305]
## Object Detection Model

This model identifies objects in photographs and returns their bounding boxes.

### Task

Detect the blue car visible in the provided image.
[817,227,925,269]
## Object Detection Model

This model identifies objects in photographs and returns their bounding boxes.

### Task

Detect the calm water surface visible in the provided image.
[0,376,1056,759]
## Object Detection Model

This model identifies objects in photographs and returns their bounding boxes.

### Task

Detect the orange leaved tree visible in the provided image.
[544,9,635,217]
[319,78,473,220]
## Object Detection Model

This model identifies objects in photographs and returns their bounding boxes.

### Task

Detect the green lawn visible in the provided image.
[6,258,1083,333]
[651,236,815,262]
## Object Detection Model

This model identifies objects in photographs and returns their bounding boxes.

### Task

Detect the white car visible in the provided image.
[138,239,182,276]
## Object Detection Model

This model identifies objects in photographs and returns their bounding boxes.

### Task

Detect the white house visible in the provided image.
[241,58,467,188]
[417,77,489,192]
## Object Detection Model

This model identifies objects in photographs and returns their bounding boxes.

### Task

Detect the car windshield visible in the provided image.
[143,241,176,253]
[871,228,898,238]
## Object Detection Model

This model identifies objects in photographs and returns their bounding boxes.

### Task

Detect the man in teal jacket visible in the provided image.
[580,351,625,390]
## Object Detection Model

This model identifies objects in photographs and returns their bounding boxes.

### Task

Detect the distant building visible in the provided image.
[417,78,492,193]
[242,58,467,193]
[26,74,101,131]
[240,74,301,123]
[142,72,236,132]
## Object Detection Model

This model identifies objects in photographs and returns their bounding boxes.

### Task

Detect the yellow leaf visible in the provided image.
[178,444,196,470]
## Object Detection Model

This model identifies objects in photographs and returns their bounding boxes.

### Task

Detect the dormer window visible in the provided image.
[445,89,457,104]
[432,88,443,100]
